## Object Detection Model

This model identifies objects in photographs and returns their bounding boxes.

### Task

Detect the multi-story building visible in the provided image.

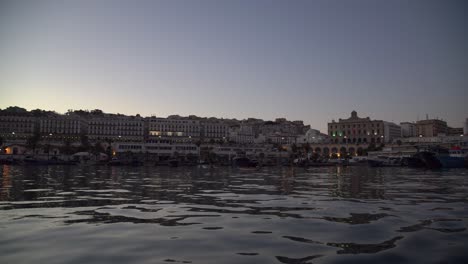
[0,115,37,142]
[229,125,255,144]
[297,129,329,144]
[147,117,200,142]
[88,115,144,142]
[201,119,229,141]
[39,114,88,141]
[400,122,417,137]
[416,119,448,137]
[383,122,401,143]
[328,111,398,144]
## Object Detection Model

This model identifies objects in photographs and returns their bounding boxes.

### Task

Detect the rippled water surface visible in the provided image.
[1,165,467,263]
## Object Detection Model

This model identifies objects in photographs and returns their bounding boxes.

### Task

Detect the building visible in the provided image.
[147,117,200,143]
[88,115,144,142]
[229,125,255,144]
[39,114,88,141]
[416,119,448,137]
[0,115,37,142]
[383,122,401,143]
[296,129,329,144]
[448,127,464,136]
[201,119,230,142]
[465,118,468,135]
[328,111,391,144]
[266,133,297,145]
[400,122,417,137]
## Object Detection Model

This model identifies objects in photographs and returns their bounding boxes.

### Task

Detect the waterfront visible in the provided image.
[0,165,467,264]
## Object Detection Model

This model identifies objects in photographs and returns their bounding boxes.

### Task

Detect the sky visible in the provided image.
[0,0,466,131]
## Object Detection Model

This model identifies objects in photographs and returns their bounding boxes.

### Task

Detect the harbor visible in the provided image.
[1,165,467,263]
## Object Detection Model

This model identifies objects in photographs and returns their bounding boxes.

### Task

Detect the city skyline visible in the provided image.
[0,105,463,134]
[1,0,467,132]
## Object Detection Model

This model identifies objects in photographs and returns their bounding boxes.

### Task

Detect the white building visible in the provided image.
[88,115,144,142]
[383,122,401,143]
[0,115,37,142]
[147,117,200,139]
[296,129,328,144]
[201,120,229,141]
[40,115,87,141]
[400,122,417,137]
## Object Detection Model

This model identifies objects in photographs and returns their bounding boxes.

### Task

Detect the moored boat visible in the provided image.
[233,157,258,168]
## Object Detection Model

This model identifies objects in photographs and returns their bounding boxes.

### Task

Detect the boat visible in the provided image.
[367,156,403,167]
[346,156,368,166]
[23,156,76,165]
[435,148,467,168]
[233,157,258,168]
[293,157,308,167]
[328,159,345,165]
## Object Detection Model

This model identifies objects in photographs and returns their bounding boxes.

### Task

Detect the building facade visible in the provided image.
[383,122,401,143]
[296,129,329,144]
[39,115,88,141]
[328,111,389,144]
[416,119,448,137]
[400,122,417,137]
[201,120,230,141]
[0,115,37,141]
[229,125,255,144]
[88,115,144,142]
[147,117,201,139]
[447,127,464,136]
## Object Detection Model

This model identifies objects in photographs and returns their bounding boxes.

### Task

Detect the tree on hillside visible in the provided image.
[90,109,104,116]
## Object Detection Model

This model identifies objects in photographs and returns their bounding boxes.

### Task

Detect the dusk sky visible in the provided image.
[0,0,466,131]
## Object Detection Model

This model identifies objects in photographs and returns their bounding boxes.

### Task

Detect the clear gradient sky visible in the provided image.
[0,0,466,131]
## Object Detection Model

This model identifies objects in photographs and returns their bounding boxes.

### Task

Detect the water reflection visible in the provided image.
[0,165,467,264]
[0,165,11,200]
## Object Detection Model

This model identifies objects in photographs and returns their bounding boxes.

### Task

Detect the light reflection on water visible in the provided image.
[0,165,467,264]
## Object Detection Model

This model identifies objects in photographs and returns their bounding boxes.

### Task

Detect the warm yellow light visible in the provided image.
[112,151,116,156]
[5,147,11,154]
[337,153,341,158]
